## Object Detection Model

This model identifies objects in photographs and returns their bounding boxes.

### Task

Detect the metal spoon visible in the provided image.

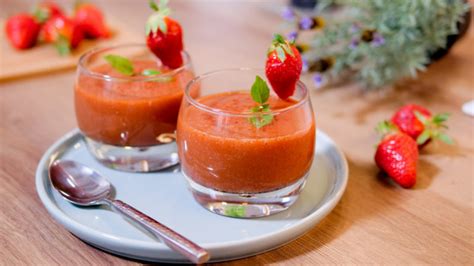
[49,160,210,264]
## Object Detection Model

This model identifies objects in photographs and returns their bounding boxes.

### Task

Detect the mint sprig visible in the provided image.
[224,205,246,218]
[142,69,162,76]
[104,54,134,76]
[103,55,169,81]
[248,76,274,128]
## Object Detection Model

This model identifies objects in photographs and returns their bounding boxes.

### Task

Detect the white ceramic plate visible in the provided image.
[36,129,348,263]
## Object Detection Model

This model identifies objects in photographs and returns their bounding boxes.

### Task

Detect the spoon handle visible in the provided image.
[107,199,210,264]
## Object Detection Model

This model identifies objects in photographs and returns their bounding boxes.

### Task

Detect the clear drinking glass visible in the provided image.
[75,44,194,172]
[177,68,316,218]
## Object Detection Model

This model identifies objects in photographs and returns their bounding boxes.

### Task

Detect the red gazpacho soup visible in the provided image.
[75,60,194,147]
[177,91,315,193]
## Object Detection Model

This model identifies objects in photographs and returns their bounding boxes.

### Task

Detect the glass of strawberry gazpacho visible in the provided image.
[177,68,315,218]
[75,44,194,172]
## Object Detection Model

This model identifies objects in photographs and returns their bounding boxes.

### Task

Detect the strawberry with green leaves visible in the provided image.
[375,121,419,188]
[391,104,452,147]
[265,34,302,100]
[146,0,183,69]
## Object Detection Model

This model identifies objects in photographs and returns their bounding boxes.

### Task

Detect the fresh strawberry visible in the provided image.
[34,1,64,23]
[146,0,183,69]
[74,2,110,39]
[40,14,84,55]
[375,121,419,188]
[391,104,452,146]
[5,13,41,49]
[265,34,302,100]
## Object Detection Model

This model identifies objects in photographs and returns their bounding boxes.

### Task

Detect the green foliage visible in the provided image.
[295,0,470,89]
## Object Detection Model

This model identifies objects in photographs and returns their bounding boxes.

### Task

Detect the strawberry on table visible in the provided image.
[5,13,41,49]
[391,104,452,147]
[41,14,84,55]
[146,0,184,69]
[375,121,419,188]
[74,2,110,39]
[265,34,302,100]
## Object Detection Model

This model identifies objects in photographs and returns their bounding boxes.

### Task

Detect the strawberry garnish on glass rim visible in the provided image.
[146,0,184,69]
[265,34,302,100]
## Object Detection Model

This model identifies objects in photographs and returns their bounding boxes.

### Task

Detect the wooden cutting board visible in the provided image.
[0,18,141,81]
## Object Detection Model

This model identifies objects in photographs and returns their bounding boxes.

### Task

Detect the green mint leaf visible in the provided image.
[250,76,270,104]
[414,111,428,124]
[249,76,273,128]
[142,69,161,76]
[224,205,246,218]
[436,133,454,145]
[149,0,159,11]
[276,47,286,62]
[55,35,70,56]
[248,113,274,128]
[104,54,134,76]
[416,129,431,145]
[433,113,450,124]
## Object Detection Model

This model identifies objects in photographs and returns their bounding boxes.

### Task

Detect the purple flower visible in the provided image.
[349,38,359,49]
[371,33,385,47]
[299,17,314,30]
[302,58,309,73]
[286,31,298,42]
[281,7,295,21]
[313,73,324,88]
[350,23,361,33]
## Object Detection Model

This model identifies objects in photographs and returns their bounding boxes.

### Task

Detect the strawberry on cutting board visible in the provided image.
[375,121,419,188]
[74,2,110,39]
[265,34,302,100]
[391,104,452,147]
[40,14,84,55]
[5,13,41,49]
[146,0,184,69]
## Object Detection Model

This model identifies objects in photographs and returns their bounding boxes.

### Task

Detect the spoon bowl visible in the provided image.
[50,160,111,205]
[49,160,209,264]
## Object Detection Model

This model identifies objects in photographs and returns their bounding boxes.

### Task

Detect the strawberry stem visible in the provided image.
[375,121,398,137]
[414,111,452,145]
[268,33,295,62]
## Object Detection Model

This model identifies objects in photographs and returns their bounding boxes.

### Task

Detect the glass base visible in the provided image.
[184,172,309,218]
[84,137,179,172]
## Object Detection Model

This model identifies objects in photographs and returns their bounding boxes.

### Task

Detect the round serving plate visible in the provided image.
[36,129,348,263]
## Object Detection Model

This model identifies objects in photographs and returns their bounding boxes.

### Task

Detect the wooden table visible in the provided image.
[1,0,473,264]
